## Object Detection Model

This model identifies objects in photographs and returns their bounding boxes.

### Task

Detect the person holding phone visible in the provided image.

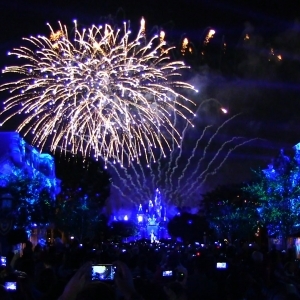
[58,261,144,300]
[114,260,145,300]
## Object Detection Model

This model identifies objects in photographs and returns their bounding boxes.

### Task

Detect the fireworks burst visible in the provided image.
[108,112,258,208]
[0,18,197,166]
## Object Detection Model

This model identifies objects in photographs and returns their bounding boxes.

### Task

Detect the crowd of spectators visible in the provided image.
[1,237,300,299]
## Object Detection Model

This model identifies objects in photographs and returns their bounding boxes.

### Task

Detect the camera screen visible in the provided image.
[216,262,227,269]
[92,264,115,281]
[4,282,17,291]
[162,270,173,277]
[0,256,6,266]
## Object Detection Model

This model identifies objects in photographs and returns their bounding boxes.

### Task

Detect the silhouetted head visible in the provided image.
[75,281,115,300]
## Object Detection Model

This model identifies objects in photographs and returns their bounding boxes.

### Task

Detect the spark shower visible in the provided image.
[0,18,198,166]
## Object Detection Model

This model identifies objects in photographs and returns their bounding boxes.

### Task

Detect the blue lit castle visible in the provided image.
[135,188,169,241]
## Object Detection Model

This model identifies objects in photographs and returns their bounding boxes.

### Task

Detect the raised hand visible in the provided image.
[114,260,143,300]
[57,261,92,300]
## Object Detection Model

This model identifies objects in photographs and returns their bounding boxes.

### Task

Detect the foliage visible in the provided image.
[93,214,110,241]
[55,154,110,208]
[0,167,55,229]
[202,183,259,240]
[54,195,107,241]
[167,212,211,242]
[109,220,139,241]
[54,155,111,240]
[243,149,300,239]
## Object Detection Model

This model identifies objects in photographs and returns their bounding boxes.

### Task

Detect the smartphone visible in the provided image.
[162,270,173,277]
[216,262,227,269]
[92,264,115,281]
[4,282,17,291]
[0,256,6,266]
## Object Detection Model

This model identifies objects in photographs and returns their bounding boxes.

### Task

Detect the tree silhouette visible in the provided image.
[244,148,300,241]
[167,212,211,242]
[54,154,111,240]
[109,220,139,241]
[0,167,55,229]
[202,183,259,241]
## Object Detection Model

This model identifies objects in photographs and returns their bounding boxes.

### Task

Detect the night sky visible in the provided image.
[0,0,299,193]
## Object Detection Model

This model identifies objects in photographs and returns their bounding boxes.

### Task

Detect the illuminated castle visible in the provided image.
[137,188,167,223]
[135,188,169,240]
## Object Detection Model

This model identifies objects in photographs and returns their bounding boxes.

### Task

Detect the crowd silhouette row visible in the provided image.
[1,237,300,299]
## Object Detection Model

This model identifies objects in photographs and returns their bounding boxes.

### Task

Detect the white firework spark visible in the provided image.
[0,18,197,166]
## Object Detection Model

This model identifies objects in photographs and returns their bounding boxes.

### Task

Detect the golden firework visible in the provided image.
[0,18,197,167]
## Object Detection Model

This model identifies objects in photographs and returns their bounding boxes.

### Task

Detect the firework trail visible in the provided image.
[166,98,222,192]
[108,112,257,208]
[0,18,197,166]
[177,113,240,196]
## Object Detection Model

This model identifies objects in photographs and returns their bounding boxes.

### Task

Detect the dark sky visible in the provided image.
[0,0,299,192]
